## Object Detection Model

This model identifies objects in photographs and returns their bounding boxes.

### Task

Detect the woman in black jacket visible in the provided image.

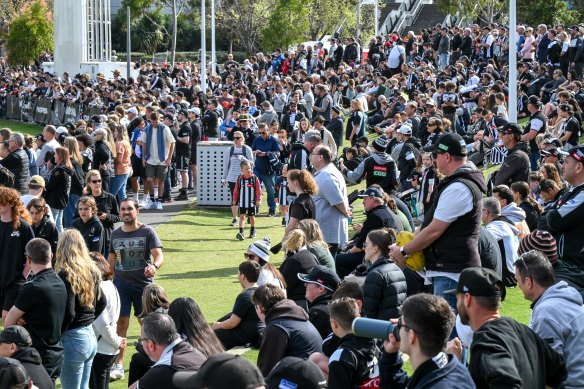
[511,181,542,232]
[83,170,120,254]
[27,197,58,257]
[71,196,105,255]
[92,128,114,193]
[63,137,86,228]
[44,147,73,233]
[362,228,407,321]
[280,229,318,310]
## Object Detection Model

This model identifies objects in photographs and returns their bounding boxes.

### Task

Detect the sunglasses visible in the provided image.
[91,180,102,184]
[244,253,256,260]
[233,137,243,140]
[258,132,268,135]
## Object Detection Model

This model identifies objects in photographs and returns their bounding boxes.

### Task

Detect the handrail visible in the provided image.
[380,0,422,36]
[394,0,424,34]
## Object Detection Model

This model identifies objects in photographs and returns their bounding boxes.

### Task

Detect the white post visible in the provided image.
[201,0,206,89]
[127,6,131,78]
[211,0,216,76]
[375,0,379,37]
[508,0,517,122]
[357,0,361,40]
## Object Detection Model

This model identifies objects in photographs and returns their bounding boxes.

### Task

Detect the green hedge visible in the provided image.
[116,51,247,65]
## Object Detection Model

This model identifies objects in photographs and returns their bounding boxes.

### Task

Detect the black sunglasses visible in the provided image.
[91,180,102,184]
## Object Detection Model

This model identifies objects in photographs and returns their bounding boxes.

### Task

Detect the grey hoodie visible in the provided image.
[530,281,584,389]
[500,202,526,223]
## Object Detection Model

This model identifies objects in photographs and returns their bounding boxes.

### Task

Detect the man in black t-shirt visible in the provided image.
[175,110,192,201]
[4,238,67,382]
[213,261,264,349]
[188,108,202,191]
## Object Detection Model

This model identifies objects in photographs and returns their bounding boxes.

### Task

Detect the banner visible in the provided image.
[63,103,80,125]
[33,98,52,124]
[20,98,35,122]
[83,105,104,122]
[5,94,19,120]
[50,100,66,126]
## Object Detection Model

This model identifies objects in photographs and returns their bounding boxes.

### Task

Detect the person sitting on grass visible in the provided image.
[233,160,262,240]
[213,261,265,349]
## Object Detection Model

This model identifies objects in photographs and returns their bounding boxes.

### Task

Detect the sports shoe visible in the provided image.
[143,200,156,210]
[109,366,124,381]
[268,211,276,217]
[162,197,173,203]
[236,232,245,241]
[175,191,189,201]
[249,230,257,239]
[155,201,163,210]
[231,219,238,227]
[138,200,148,208]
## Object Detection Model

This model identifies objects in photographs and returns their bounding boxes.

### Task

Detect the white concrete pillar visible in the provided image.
[54,0,88,74]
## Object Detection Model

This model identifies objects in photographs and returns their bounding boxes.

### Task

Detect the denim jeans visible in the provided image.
[529,150,540,172]
[254,170,276,213]
[109,173,129,201]
[439,53,450,69]
[60,325,98,389]
[432,276,458,311]
[51,207,64,233]
[63,193,80,228]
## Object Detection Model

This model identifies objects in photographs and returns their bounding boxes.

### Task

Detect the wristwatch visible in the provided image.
[400,247,409,257]
[151,263,160,270]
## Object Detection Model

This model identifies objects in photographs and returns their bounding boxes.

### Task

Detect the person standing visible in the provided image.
[108,198,164,381]
[521,96,547,171]
[311,145,350,256]
[4,238,67,383]
[174,110,192,201]
[1,132,29,194]
[0,186,34,321]
[390,133,486,311]
[251,123,280,217]
[139,112,176,210]
[188,108,202,191]
[44,147,73,233]
[109,125,132,201]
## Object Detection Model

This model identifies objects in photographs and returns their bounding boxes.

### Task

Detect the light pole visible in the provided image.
[211,0,216,76]
[508,0,517,122]
[375,0,379,37]
[201,0,206,89]
[357,0,361,40]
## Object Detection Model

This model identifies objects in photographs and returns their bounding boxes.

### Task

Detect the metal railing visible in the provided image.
[379,0,425,36]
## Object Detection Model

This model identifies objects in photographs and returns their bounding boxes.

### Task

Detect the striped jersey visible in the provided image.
[233,174,262,208]
[276,176,289,206]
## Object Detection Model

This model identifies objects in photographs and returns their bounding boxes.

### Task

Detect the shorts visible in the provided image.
[131,155,144,178]
[113,277,145,317]
[145,163,168,181]
[239,207,257,216]
[0,279,25,311]
[228,182,236,200]
[176,154,190,171]
[190,150,197,166]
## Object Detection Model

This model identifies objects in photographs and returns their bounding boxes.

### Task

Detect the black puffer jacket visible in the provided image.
[308,293,333,339]
[32,214,59,256]
[362,257,407,321]
[1,148,29,193]
[44,163,73,209]
[493,142,530,186]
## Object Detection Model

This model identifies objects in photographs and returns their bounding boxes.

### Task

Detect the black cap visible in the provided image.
[500,122,523,136]
[408,171,423,181]
[173,353,265,389]
[528,95,541,107]
[178,109,189,117]
[0,326,32,347]
[332,105,342,114]
[558,103,573,113]
[0,358,30,388]
[64,122,76,130]
[57,132,68,144]
[266,357,327,389]
[423,133,468,156]
[558,145,584,162]
[163,114,174,121]
[444,267,504,300]
[35,133,45,142]
[297,265,340,292]
[358,187,384,199]
[541,148,562,158]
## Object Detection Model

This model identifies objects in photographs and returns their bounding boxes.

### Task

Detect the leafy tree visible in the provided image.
[305,0,356,41]
[217,0,274,55]
[262,0,308,51]
[130,10,168,55]
[6,0,53,66]
[516,0,578,27]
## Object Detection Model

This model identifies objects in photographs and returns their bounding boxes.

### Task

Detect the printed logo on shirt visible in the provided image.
[10,231,20,237]
[373,165,388,177]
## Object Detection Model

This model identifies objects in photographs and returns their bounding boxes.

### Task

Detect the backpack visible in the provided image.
[0,166,15,188]
[266,151,283,175]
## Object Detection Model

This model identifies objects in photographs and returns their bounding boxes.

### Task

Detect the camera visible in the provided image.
[352,317,400,341]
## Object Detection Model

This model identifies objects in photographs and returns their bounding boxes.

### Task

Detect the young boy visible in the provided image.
[275,164,289,226]
[327,297,379,388]
[212,261,264,349]
[232,160,262,240]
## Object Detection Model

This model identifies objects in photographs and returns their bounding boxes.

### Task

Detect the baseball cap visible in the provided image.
[444,267,504,300]
[35,133,45,142]
[173,353,265,389]
[0,326,32,347]
[0,358,30,388]
[558,145,584,162]
[540,148,561,158]
[358,187,384,199]
[297,265,340,292]
[188,107,201,116]
[28,175,45,188]
[500,122,523,136]
[57,132,68,144]
[542,137,563,148]
[371,136,390,152]
[266,357,327,389]
[332,105,342,114]
[423,133,468,156]
[397,124,412,135]
[126,107,138,116]
[238,113,252,121]
[163,114,175,122]
[425,99,436,107]
[178,109,188,117]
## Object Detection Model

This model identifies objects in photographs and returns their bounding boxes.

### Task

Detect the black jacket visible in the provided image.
[307,293,333,340]
[71,215,105,255]
[352,205,399,249]
[362,257,407,321]
[92,141,112,178]
[470,316,567,389]
[1,148,29,193]
[280,250,318,302]
[494,142,530,187]
[328,334,379,389]
[32,215,59,256]
[397,138,422,183]
[44,164,73,209]
[459,35,473,57]
[12,347,53,389]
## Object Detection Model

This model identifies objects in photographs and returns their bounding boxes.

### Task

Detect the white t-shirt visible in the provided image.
[388,45,406,68]
[140,125,176,165]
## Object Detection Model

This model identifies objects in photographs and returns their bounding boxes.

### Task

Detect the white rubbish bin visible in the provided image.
[196,141,232,206]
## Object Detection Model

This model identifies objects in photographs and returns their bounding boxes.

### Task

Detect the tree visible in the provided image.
[6,0,53,66]
[262,0,308,51]
[516,0,578,27]
[130,10,168,55]
[217,0,274,55]
[305,0,356,41]
[157,0,191,66]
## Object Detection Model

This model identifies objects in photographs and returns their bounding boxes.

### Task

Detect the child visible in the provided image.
[418,152,437,216]
[212,261,264,349]
[327,297,379,388]
[233,160,262,240]
[275,164,290,226]
[440,81,459,132]
[495,92,508,121]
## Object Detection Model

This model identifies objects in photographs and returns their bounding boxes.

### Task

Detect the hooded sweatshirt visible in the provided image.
[328,333,379,389]
[257,299,322,376]
[11,347,53,389]
[44,163,73,209]
[344,152,398,193]
[530,281,584,389]
[71,215,105,255]
[485,217,519,274]
[500,202,526,223]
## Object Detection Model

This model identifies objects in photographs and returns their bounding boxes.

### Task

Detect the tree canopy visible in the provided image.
[6,0,53,66]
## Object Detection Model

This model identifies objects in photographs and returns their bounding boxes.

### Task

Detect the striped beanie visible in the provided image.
[517,230,558,264]
[248,237,271,263]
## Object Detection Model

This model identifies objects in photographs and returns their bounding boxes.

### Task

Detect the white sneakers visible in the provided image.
[155,201,163,210]
[109,365,124,381]
[142,200,163,210]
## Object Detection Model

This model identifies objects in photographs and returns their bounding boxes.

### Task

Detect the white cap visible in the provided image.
[397,125,412,135]
[188,107,201,116]
[126,107,138,115]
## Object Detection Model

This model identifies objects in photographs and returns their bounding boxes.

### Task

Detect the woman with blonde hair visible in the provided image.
[298,219,335,271]
[346,99,366,145]
[109,124,132,201]
[45,147,73,232]
[63,136,87,228]
[280,229,318,308]
[56,229,106,389]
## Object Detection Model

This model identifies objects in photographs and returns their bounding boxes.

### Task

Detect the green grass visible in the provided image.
[0,119,43,136]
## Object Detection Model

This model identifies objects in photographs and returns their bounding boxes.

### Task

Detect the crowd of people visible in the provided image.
[1,20,584,389]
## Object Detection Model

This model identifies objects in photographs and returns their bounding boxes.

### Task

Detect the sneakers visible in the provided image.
[175,190,189,201]
[268,211,276,217]
[138,200,148,208]
[249,230,257,239]
[236,232,245,241]
[143,200,156,210]
[155,201,163,211]
[110,366,124,381]
[231,219,238,227]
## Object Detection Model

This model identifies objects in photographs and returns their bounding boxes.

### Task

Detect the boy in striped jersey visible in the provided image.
[233,160,262,240]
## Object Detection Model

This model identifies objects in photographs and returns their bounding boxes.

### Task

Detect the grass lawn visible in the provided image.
[0,119,43,136]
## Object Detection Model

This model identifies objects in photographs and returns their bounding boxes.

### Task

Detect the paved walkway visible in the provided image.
[133,187,196,228]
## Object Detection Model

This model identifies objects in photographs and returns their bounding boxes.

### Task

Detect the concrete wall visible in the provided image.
[54,0,87,75]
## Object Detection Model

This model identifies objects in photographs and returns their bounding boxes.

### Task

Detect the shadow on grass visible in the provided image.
[157,267,240,280]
